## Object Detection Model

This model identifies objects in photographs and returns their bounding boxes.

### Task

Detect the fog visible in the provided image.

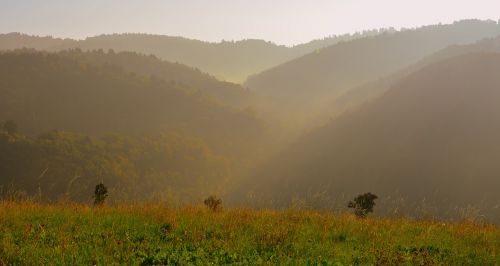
[1,15,500,222]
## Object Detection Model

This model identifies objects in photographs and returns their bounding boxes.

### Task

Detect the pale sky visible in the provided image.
[1,0,499,45]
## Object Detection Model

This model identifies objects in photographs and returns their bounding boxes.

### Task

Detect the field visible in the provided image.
[0,202,498,265]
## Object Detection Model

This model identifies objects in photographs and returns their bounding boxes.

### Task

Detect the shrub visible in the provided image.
[348,193,378,218]
[93,183,108,206]
[204,195,222,212]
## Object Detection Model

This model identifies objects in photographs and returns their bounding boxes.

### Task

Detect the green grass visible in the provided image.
[0,202,498,265]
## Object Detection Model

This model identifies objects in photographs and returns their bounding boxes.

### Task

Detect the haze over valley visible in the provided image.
[1,1,500,224]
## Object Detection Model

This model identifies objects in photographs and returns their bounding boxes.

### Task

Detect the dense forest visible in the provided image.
[0,50,270,157]
[0,123,230,203]
[57,49,257,108]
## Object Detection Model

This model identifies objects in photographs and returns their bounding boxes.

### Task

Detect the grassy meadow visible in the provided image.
[0,201,498,265]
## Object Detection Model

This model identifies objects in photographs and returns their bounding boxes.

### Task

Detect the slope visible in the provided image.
[245,20,500,107]
[240,52,500,221]
[331,36,500,116]
[57,49,256,108]
[1,31,384,83]
[0,50,265,156]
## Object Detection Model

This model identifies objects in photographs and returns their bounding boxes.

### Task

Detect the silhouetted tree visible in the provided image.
[204,195,222,212]
[93,183,108,206]
[348,193,378,218]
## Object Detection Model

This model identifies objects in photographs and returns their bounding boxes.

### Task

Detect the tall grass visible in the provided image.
[0,201,498,265]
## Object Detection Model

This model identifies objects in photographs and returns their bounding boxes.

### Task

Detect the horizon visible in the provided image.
[2,0,500,46]
[3,19,500,48]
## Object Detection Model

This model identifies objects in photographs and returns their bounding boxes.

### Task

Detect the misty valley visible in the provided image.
[1,18,500,265]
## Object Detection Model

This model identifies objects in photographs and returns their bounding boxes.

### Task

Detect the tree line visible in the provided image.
[0,121,230,204]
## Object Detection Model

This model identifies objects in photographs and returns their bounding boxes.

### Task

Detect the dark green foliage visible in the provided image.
[93,183,108,206]
[204,196,222,212]
[348,193,378,218]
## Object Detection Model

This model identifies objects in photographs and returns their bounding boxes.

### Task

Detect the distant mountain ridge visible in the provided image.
[330,36,500,117]
[245,20,500,107]
[0,32,76,50]
[0,30,386,83]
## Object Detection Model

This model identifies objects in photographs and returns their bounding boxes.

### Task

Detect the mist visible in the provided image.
[1,1,500,224]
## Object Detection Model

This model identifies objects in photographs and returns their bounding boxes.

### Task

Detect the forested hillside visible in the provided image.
[1,31,384,83]
[0,125,230,203]
[0,51,266,157]
[329,36,500,117]
[240,53,500,222]
[0,32,75,50]
[58,49,257,108]
[245,20,500,109]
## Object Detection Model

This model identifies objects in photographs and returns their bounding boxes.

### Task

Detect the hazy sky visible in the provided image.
[1,0,499,45]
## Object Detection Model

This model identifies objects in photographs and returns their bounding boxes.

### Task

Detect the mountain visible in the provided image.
[239,52,500,221]
[330,36,500,116]
[0,32,76,50]
[52,35,292,83]
[0,50,266,156]
[245,20,500,108]
[57,49,256,108]
[1,31,384,83]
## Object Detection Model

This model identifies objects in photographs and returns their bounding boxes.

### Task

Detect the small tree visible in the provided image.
[93,183,108,206]
[348,192,378,218]
[204,195,222,212]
